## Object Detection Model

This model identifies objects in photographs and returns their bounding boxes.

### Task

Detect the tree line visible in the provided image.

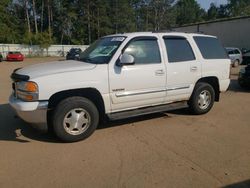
[0,0,250,47]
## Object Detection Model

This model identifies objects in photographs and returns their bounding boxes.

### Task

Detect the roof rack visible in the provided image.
[152,29,176,33]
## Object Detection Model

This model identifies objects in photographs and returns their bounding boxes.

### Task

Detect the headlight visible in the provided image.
[16,81,39,101]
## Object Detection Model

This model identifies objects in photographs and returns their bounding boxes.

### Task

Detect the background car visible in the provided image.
[6,51,24,61]
[225,47,242,67]
[241,48,250,65]
[238,64,250,88]
[66,48,82,60]
[0,53,3,62]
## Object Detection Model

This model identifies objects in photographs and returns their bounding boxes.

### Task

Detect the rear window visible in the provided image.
[70,48,81,53]
[194,36,228,59]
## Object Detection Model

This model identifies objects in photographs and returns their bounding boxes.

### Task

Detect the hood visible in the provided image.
[16,60,96,79]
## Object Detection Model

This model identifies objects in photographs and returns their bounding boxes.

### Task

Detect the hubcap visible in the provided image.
[63,108,91,135]
[198,90,211,110]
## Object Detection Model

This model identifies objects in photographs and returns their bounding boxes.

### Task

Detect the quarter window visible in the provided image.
[194,36,228,59]
[164,37,195,63]
[123,39,161,64]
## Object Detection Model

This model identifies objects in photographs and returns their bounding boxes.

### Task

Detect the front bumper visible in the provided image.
[9,94,48,125]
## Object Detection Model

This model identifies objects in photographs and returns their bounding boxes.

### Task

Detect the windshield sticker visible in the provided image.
[111,37,125,42]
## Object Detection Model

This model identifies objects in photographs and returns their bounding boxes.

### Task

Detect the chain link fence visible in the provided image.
[0,44,89,58]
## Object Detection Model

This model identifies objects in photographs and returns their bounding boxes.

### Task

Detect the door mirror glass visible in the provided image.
[119,54,135,65]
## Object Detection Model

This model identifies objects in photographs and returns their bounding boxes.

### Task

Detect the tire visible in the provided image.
[52,97,99,142]
[188,82,215,115]
[233,60,239,67]
[47,110,56,136]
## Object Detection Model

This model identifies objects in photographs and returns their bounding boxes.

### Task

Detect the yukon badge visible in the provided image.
[112,88,125,92]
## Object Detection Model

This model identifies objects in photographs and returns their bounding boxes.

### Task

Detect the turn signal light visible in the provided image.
[25,82,38,92]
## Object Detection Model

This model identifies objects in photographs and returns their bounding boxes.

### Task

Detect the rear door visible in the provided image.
[162,36,201,102]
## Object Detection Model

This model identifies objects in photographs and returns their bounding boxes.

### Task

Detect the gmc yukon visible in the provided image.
[9,32,231,142]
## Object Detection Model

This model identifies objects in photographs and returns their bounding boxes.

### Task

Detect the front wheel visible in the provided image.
[52,97,99,142]
[188,82,215,115]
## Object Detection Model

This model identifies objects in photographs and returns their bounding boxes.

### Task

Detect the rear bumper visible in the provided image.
[9,94,48,124]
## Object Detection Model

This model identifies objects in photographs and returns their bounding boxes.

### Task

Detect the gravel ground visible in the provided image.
[0,58,250,188]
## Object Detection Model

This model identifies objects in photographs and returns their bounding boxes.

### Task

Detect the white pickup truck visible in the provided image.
[9,32,231,142]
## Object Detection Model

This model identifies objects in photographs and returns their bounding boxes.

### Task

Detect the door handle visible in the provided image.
[155,69,165,76]
[190,66,198,71]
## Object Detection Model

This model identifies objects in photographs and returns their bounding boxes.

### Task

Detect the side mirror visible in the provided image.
[119,54,135,66]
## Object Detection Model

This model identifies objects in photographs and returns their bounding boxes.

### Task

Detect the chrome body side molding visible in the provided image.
[115,86,190,97]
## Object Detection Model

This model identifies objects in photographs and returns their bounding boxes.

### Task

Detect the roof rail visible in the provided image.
[192,31,205,34]
[152,29,176,33]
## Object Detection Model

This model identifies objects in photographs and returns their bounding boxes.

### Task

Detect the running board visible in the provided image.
[107,101,188,120]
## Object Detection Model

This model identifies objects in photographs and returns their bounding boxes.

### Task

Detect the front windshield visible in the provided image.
[79,36,126,64]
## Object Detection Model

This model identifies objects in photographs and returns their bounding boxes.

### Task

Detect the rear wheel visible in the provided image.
[188,82,215,115]
[52,97,99,142]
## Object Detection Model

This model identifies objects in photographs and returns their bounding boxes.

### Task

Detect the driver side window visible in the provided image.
[123,39,161,64]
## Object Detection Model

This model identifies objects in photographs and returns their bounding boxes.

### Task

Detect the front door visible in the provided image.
[109,36,166,112]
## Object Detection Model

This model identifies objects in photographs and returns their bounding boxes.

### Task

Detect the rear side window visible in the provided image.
[194,36,228,59]
[164,37,195,63]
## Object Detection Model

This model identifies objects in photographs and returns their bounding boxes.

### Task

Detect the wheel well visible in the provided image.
[48,88,105,116]
[197,77,220,102]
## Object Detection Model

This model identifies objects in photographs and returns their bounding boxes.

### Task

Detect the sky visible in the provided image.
[196,0,228,10]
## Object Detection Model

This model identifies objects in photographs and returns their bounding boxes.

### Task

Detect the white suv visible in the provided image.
[9,32,231,142]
